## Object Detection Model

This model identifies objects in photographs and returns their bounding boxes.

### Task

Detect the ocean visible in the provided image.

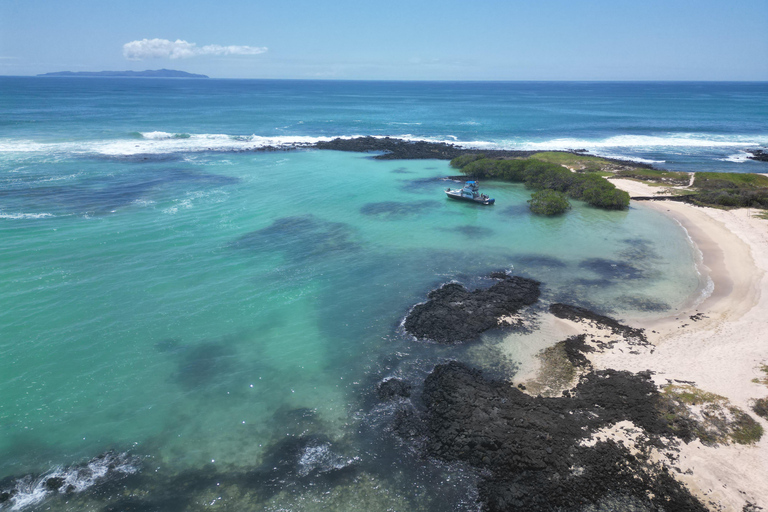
[0,78,765,511]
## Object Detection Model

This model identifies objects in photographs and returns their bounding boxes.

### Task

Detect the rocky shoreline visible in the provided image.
[403,273,541,343]
[418,361,706,511]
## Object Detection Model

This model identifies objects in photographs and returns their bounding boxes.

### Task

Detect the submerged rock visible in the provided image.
[404,274,541,343]
[229,214,360,261]
[376,378,412,400]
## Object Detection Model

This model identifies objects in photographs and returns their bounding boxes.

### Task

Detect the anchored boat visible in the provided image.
[445,181,495,205]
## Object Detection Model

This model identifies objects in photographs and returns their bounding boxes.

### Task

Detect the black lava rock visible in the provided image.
[418,361,706,512]
[404,275,541,343]
[549,303,647,343]
[377,378,412,400]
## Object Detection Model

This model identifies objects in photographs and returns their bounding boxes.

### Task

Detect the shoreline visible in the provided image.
[571,180,768,510]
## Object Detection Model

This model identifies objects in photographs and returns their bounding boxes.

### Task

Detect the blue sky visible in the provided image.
[1,0,766,80]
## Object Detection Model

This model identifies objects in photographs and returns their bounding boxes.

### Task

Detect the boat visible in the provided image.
[445,181,495,205]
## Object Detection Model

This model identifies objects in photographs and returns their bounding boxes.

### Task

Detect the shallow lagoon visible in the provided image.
[0,149,700,509]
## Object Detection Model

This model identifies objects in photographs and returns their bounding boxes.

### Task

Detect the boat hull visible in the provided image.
[445,191,495,205]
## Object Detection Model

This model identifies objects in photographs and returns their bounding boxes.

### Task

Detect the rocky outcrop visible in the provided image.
[376,378,412,400]
[748,149,768,162]
[403,274,540,343]
[314,137,537,160]
[419,361,706,511]
[549,303,647,344]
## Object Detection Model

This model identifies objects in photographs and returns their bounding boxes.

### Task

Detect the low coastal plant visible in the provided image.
[688,172,768,209]
[751,363,768,386]
[528,189,571,215]
[615,168,690,186]
[752,398,768,420]
[659,384,764,445]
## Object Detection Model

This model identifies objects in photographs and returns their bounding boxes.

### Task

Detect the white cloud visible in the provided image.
[123,39,267,60]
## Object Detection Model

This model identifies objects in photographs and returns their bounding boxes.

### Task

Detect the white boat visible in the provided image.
[445,181,495,205]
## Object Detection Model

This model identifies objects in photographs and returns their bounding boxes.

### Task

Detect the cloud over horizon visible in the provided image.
[123,39,267,60]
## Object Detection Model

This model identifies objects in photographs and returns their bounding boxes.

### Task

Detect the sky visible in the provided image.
[1,0,767,80]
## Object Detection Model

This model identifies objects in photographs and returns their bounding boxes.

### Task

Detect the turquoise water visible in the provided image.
[0,78,760,510]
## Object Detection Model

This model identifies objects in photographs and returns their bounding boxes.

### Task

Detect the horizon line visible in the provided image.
[4,75,768,83]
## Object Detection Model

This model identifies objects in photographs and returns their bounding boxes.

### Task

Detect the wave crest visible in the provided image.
[1,132,766,160]
[0,451,140,511]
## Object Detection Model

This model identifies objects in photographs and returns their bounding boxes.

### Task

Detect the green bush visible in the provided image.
[449,153,485,169]
[528,190,571,215]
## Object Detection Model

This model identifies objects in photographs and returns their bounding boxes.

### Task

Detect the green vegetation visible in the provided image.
[751,364,768,386]
[752,398,768,420]
[659,384,764,445]
[615,168,690,186]
[449,153,486,169]
[729,410,765,444]
[688,172,768,209]
[694,172,768,189]
[451,156,630,210]
[529,152,611,172]
[528,190,571,215]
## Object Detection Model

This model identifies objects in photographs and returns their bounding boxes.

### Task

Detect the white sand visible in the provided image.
[583,186,768,510]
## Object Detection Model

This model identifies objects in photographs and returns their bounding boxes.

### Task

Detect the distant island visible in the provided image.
[36,69,208,78]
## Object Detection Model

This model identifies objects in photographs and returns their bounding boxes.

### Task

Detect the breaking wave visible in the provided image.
[0,451,140,511]
[0,213,55,220]
[0,132,766,161]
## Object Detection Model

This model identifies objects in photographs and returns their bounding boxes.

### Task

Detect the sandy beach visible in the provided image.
[565,178,768,511]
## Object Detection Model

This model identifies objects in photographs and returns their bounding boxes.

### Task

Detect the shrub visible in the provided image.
[528,190,571,215]
[449,153,485,169]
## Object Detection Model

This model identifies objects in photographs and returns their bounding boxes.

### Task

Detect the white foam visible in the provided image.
[4,452,139,511]
[1,132,766,159]
[0,213,55,219]
[297,443,358,477]
[718,152,751,163]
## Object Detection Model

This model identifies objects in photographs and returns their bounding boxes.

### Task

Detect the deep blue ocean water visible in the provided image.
[0,78,766,511]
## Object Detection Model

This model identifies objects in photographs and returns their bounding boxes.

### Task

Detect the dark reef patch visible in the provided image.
[399,175,457,193]
[403,274,540,343]
[618,238,660,262]
[513,254,568,269]
[416,361,706,512]
[579,257,646,280]
[437,224,495,239]
[390,167,412,174]
[229,214,360,261]
[359,200,440,220]
[500,204,530,217]
[571,277,616,288]
[618,295,671,313]
[0,168,239,215]
[173,340,237,390]
[154,337,183,353]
